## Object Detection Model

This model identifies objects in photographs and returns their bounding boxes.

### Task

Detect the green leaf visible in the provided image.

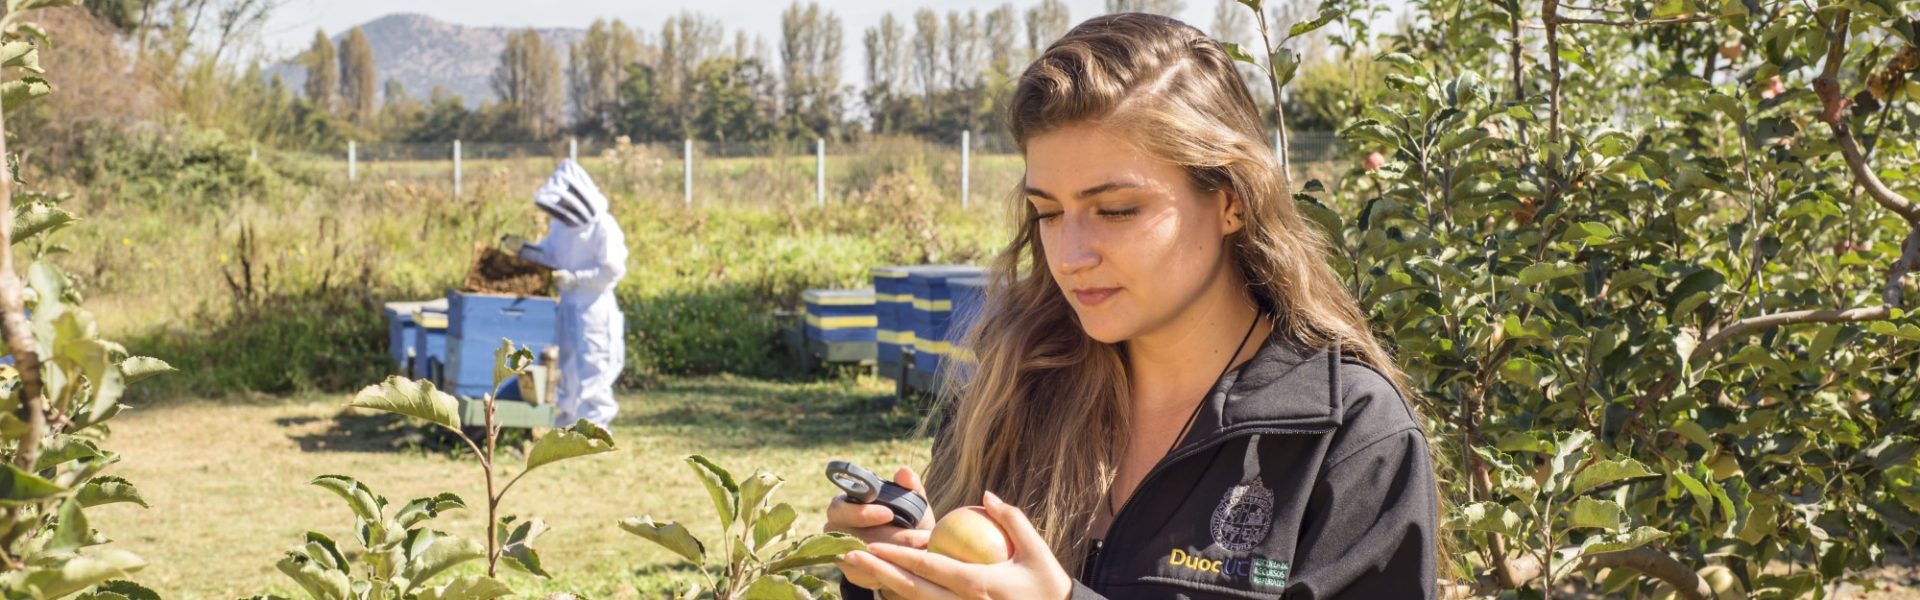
[1452,501,1527,537]
[1519,261,1584,286]
[1287,10,1340,38]
[414,576,513,600]
[742,575,810,600]
[1567,497,1626,531]
[1561,222,1616,245]
[620,516,706,564]
[301,532,348,573]
[1579,526,1668,556]
[738,470,784,522]
[1375,52,1425,76]
[88,581,160,600]
[19,551,145,598]
[1675,326,1699,377]
[35,437,106,471]
[0,41,41,73]
[1666,269,1725,321]
[351,376,461,431]
[496,516,551,578]
[1435,126,1489,154]
[275,550,353,600]
[752,503,800,552]
[116,357,173,385]
[12,202,74,243]
[0,76,51,109]
[1269,47,1300,87]
[398,529,485,593]
[1222,42,1256,66]
[764,533,866,573]
[1570,458,1659,497]
[0,463,65,506]
[310,475,386,537]
[686,455,740,530]
[46,498,91,553]
[524,419,615,472]
[393,493,465,530]
[490,339,532,391]
[78,476,148,509]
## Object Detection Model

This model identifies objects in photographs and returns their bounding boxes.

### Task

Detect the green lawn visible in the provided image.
[90,374,935,598]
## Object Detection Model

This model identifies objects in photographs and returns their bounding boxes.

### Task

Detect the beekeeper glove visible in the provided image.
[554,270,579,291]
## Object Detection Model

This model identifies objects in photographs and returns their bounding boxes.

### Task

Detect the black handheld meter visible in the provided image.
[826,460,927,529]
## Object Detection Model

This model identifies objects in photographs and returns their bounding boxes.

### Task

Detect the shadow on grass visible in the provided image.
[618,376,931,449]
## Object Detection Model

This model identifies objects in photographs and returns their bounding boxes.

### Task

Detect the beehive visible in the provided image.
[801,288,878,364]
[945,276,989,387]
[870,266,916,380]
[441,291,559,398]
[384,299,448,372]
[410,309,449,385]
[904,266,984,393]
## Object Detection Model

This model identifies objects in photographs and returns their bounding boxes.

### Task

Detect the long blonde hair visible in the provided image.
[924,13,1424,575]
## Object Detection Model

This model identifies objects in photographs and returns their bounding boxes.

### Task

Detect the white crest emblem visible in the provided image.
[1209,484,1275,552]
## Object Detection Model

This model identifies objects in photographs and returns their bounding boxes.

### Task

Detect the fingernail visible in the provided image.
[984,491,1003,507]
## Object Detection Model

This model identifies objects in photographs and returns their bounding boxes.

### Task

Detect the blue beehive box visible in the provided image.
[871,266,915,379]
[410,309,448,384]
[385,299,448,371]
[802,289,877,343]
[442,291,560,398]
[946,276,989,385]
[906,266,984,391]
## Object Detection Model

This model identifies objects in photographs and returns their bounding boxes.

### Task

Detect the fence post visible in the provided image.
[453,140,463,198]
[569,137,578,163]
[816,138,825,207]
[683,138,693,207]
[1273,130,1282,167]
[348,140,357,182]
[961,130,971,209]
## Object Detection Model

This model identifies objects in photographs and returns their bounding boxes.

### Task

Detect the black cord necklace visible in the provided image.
[1104,310,1265,519]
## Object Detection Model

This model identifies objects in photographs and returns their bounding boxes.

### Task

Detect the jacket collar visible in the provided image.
[1184,330,1343,441]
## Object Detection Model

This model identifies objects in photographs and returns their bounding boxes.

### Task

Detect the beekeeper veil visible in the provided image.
[533,159,610,228]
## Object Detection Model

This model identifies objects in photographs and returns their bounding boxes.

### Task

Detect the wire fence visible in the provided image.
[285,131,1349,208]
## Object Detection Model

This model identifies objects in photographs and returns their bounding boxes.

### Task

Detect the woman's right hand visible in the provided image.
[827,467,935,591]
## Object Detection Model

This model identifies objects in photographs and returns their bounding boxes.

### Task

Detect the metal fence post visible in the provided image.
[816,138,825,207]
[684,139,693,206]
[961,130,971,209]
[453,140,462,198]
[348,141,357,182]
[569,137,578,163]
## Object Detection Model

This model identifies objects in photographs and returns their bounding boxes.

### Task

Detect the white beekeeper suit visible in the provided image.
[525,160,628,429]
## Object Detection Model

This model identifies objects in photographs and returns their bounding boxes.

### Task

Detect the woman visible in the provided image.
[826,13,1437,600]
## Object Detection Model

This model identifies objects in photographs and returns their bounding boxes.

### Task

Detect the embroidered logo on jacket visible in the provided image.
[1209,484,1275,552]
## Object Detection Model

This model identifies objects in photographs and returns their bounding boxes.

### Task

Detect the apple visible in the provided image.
[1760,75,1786,100]
[1363,151,1386,171]
[927,506,1014,564]
[1698,565,1748,600]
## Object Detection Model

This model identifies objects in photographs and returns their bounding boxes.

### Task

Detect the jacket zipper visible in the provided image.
[1090,425,1333,588]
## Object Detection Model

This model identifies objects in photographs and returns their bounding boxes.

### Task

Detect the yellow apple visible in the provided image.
[928,506,1014,564]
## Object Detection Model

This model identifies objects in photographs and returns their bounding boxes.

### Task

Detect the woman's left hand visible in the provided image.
[840,492,1074,600]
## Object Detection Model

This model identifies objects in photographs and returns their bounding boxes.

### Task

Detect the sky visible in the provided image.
[258,0,1412,89]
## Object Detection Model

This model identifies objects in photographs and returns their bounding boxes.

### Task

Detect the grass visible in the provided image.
[91,373,936,598]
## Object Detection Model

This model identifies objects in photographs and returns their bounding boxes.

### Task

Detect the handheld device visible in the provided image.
[826,460,927,529]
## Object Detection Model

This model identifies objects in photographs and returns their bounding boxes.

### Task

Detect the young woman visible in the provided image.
[826,13,1437,599]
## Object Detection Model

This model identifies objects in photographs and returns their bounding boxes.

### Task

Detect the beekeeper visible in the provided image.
[517,159,628,429]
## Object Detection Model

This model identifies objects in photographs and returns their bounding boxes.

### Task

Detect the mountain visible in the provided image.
[275,13,586,109]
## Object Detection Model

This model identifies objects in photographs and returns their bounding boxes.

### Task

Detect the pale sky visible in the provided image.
[258,0,1411,89]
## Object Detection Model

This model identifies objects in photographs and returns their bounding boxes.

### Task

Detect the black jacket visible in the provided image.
[843,334,1437,599]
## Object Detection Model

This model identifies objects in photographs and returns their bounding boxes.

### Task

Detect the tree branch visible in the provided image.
[1812,10,1920,227]
[0,86,43,473]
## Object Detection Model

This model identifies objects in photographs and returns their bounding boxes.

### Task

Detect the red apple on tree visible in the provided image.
[1363,151,1386,171]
